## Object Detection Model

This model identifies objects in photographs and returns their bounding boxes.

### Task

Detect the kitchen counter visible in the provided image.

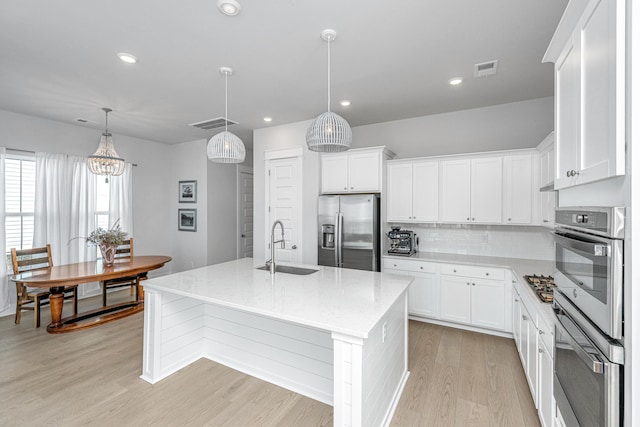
[141,258,413,427]
[383,251,556,321]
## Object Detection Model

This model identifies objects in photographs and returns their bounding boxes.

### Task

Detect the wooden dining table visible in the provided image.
[10,255,171,333]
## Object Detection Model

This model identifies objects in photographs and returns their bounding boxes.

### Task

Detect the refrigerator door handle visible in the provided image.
[336,212,343,267]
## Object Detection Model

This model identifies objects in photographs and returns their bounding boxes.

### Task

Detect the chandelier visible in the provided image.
[207,67,246,163]
[87,107,125,182]
[306,29,352,153]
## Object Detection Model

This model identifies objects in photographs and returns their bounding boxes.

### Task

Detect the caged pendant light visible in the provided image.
[207,67,246,163]
[306,29,352,153]
[87,107,125,182]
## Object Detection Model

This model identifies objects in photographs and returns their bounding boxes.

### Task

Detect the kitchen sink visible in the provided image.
[255,265,319,275]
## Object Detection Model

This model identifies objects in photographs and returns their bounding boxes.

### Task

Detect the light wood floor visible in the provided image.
[0,291,539,426]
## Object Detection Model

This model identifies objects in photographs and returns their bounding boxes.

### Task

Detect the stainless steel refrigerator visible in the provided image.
[318,194,380,271]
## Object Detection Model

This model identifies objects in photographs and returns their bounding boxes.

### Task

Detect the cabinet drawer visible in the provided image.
[440,263,505,280]
[382,258,437,274]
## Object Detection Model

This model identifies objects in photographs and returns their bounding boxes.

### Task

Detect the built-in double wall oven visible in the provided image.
[552,207,625,427]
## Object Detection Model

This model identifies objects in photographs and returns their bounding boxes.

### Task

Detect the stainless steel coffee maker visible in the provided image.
[387,228,418,256]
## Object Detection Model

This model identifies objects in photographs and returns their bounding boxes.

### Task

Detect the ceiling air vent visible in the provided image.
[189,117,238,130]
[474,60,498,77]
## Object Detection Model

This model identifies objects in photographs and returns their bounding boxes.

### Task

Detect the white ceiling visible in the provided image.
[0,1,568,149]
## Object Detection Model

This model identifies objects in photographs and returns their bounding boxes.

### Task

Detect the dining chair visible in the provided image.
[11,244,78,328]
[101,238,142,306]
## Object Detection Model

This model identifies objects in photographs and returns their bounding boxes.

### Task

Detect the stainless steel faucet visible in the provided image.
[268,220,285,274]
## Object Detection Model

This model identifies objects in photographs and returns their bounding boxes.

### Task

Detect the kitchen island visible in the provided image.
[141,258,413,427]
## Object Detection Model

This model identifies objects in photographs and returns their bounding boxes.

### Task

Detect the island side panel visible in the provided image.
[332,292,409,427]
[141,289,207,384]
[202,303,334,405]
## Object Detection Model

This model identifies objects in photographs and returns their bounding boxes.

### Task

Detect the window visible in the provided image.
[5,156,35,252]
[95,178,110,230]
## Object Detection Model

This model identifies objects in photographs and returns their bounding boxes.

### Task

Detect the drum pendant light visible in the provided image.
[87,107,125,182]
[306,29,352,152]
[207,67,246,163]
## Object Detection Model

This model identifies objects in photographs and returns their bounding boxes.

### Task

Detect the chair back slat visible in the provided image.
[11,244,54,275]
[114,238,133,260]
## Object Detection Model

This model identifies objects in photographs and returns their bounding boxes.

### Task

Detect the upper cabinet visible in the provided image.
[441,157,502,223]
[387,160,439,222]
[544,0,625,189]
[537,133,557,228]
[321,147,394,194]
[503,154,534,225]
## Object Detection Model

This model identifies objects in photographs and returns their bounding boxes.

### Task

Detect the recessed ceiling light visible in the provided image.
[117,52,138,64]
[340,100,351,107]
[217,0,241,15]
[263,117,273,123]
[449,77,463,86]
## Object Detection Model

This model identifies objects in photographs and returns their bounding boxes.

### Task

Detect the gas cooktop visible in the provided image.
[523,275,555,304]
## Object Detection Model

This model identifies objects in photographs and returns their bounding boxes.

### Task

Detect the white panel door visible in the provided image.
[441,159,471,222]
[412,161,439,222]
[470,278,505,330]
[470,157,502,223]
[408,271,439,318]
[237,169,254,258]
[440,275,471,324]
[267,157,301,263]
[538,343,554,427]
[387,163,413,222]
[555,32,580,188]
[320,154,349,193]
[503,155,533,225]
[348,151,380,192]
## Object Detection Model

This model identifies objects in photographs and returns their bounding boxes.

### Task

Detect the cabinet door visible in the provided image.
[578,0,625,184]
[321,155,349,193]
[387,163,414,221]
[441,159,471,222]
[503,155,533,225]
[555,30,580,189]
[412,161,439,222]
[513,294,525,363]
[408,272,439,318]
[471,157,502,223]
[524,310,539,407]
[440,275,471,324]
[538,343,555,427]
[348,151,380,192]
[470,278,505,330]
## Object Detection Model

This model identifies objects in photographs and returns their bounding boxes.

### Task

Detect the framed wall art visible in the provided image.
[178,180,197,203]
[178,208,197,232]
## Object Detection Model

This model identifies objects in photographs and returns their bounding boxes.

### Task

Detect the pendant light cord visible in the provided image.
[327,37,331,113]
[105,110,109,134]
[225,72,229,133]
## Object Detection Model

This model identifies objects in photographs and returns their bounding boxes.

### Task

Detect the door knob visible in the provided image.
[241,234,246,238]
[292,245,297,249]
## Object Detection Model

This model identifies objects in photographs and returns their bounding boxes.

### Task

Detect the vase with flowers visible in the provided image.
[85,220,128,266]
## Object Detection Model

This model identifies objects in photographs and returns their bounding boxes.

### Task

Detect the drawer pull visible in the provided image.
[453,269,457,273]
[420,266,423,270]
[539,348,544,354]
[472,282,476,286]
[539,330,545,335]
[485,272,489,276]
[522,315,528,321]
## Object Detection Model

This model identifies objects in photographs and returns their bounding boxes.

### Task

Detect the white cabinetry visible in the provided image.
[387,160,438,222]
[537,133,557,228]
[512,275,556,427]
[382,258,439,319]
[439,264,508,331]
[321,147,393,194]
[544,0,625,189]
[503,154,534,225]
[441,157,502,223]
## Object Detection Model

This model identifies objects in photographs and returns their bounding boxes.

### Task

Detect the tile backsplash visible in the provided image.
[385,223,554,261]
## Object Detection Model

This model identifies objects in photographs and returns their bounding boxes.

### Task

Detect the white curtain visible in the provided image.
[109,163,134,237]
[33,153,100,295]
[0,147,9,314]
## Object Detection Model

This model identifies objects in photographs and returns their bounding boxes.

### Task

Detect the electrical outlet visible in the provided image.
[382,322,388,343]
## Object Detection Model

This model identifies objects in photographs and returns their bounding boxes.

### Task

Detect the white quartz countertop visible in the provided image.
[144,258,413,339]
[383,252,556,320]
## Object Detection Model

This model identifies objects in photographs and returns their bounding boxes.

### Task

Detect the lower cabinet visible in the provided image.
[408,271,439,318]
[512,276,556,427]
[383,258,509,333]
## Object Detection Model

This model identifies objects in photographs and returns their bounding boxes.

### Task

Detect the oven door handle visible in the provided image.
[554,309,605,374]
[552,232,610,257]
